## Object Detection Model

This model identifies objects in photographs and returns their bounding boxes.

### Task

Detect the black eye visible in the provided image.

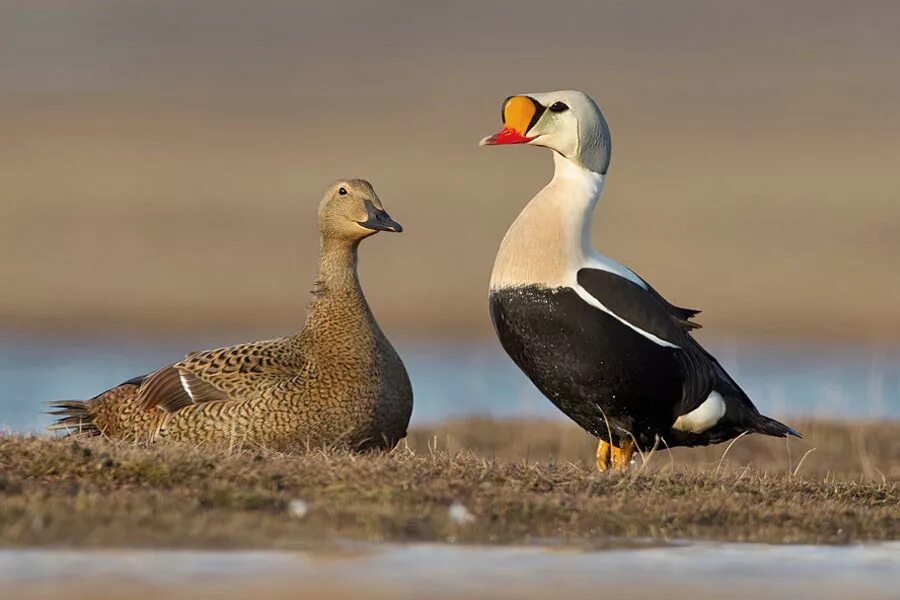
[549,101,569,113]
[338,187,348,196]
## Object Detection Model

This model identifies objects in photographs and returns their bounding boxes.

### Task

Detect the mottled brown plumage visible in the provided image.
[48,179,412,451]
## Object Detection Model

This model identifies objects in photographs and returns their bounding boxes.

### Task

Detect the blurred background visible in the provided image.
[2,0,898,430]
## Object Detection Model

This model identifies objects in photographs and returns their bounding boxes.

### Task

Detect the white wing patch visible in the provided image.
[570,283,680,349]
[673,391,726,433]
[179,373,195,402]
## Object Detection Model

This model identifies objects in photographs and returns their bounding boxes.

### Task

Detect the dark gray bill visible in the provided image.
[358,199,402,232]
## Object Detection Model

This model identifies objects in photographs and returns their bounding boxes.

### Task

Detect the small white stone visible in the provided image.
[448,501,475,525]
[288,499,309,519]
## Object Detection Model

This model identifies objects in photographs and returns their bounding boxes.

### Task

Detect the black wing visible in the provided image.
[576,268,701,346]
[576,268,714,415]
[644,284,701,330]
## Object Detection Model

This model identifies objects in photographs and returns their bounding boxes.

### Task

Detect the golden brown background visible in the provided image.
[2,0,898,341]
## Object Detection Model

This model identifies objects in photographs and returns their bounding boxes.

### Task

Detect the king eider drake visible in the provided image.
[48,179,412,452]
[480,90,800,470]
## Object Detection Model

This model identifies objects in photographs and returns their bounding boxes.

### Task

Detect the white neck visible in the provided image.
[550,153,605,259]
[491,152,646,290]
[490,154,605,289]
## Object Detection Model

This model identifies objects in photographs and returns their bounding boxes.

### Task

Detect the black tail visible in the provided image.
[700,347,802,441]
[755,414,802,439]
[45,400,100,435]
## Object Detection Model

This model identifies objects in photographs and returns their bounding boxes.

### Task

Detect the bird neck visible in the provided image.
[307,236,369,312]
[491,154,605,289]
[548,153,605,257]
[298,235,379,359]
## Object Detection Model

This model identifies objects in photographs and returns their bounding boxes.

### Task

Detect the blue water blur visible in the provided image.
[1,332,897,432]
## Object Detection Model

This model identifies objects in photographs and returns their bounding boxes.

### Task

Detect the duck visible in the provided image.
[48,179,413,451]
[480,91,799,470]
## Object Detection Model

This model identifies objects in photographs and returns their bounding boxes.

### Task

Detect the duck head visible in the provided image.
[479,90,611,175]
[319,179,402,241]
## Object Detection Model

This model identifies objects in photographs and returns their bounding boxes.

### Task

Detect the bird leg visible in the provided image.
[611,439,636,470]
[595,439,611,471]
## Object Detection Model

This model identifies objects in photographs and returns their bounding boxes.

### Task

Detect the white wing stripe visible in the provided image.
[179,374,195,402]
[571,284,680,349]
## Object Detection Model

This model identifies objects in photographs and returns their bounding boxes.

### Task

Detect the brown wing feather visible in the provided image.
[136,365,231,413]
[138,338,298,413]
[137,366,196,412]
[178,371,232,403]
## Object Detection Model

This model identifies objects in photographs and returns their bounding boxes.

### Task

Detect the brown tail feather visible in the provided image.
[45,375,150,439]
[45,400,100,435]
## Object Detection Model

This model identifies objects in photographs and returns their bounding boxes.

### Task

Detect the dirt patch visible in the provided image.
[0,419,897,548]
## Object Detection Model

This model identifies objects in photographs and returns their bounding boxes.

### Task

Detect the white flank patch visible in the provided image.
[179,374,195,401]
[673,391,726,433]
[571,284,680,349]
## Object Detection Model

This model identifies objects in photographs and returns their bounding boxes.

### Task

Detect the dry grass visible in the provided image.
[0,418,897,548]
[409,418,900,482]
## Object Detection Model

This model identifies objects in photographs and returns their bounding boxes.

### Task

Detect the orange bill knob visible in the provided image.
[479,95,545,145]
